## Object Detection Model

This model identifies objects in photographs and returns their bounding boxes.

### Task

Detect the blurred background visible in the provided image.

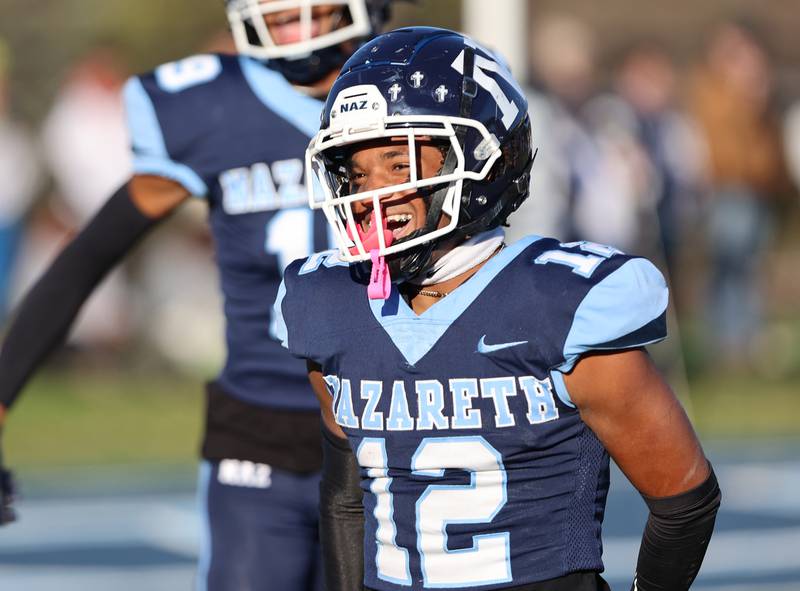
[0,0,798,589]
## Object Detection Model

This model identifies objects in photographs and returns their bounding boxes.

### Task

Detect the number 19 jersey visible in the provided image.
[276,236,669,590]
[123,53,330,412]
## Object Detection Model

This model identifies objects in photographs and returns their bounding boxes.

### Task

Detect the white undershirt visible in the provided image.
[409,228,506,286]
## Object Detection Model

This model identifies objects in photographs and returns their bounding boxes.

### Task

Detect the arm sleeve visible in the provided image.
[319,422,365,591]
[551,257,669,407]
[0,184,162,408]
[123,77,208,197]
[632,466,721,591]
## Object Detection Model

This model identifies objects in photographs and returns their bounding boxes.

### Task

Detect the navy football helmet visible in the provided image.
[306,27,533,279]
[225,0,398,85]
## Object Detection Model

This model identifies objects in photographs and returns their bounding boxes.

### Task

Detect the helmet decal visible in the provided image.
[451,48,521,130]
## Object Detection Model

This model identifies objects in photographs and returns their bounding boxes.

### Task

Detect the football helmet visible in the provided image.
[306,27,533,279]
[225,0,397,85]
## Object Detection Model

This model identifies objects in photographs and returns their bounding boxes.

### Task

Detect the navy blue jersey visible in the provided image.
[123,53,330,410]
[276,236,668,590]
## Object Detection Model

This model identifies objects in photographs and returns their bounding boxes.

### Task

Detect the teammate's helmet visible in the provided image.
[306,27,533,279]
[225,0,396,85]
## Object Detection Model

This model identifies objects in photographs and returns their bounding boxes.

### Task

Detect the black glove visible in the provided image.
[0,423,18,525]
[0,468,15,525]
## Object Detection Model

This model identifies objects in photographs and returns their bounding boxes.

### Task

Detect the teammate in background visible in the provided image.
[276,28,720,591]
[0,2,402,589]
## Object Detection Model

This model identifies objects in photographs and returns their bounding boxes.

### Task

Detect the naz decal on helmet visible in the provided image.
[340,99,369,112]
[329,85,388,124]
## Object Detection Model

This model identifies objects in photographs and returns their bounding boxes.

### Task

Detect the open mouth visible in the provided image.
[386,213,413,239]
[360,212,415,241]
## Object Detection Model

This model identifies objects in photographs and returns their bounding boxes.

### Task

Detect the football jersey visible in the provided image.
[276,236,669,591]
[123,53,330,410]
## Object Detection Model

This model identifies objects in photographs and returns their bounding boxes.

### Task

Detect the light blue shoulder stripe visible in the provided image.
[558,258,668,372]
[122,77,208,197]
[370,235,543,366]
[272,278,289,349]
[238,57,323,138]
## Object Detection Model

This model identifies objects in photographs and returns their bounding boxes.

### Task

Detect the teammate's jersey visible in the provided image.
[123,53,329,410]
[276,236,669,591]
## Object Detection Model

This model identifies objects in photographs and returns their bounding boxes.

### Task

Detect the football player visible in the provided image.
[0,1,403,589]
[276,27,721,591]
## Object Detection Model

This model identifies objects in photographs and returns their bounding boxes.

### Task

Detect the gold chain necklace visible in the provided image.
[417,289,449,298]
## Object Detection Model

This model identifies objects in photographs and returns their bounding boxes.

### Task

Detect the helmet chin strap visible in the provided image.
[384,181,450,282]
[266,43,349,85]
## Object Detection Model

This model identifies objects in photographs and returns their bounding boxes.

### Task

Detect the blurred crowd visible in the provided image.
[0,14,799,376]
[0,37,226,373]
[511,15,798,372]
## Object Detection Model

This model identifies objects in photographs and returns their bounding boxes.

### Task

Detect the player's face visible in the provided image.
[261,2,345,46]
[347,138,448,241]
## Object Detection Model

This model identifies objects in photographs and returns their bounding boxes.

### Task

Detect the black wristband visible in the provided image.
[632,465,721,590]
[0,183,160,408]
[0,423,16,525]
[0,467,16,525]
[319,422,365,591]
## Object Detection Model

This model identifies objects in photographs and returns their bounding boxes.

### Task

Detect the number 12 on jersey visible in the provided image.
[357,436,512,588]
[535,241,621,278]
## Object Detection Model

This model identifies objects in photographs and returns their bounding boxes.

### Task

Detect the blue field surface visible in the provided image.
[0,442,797,590]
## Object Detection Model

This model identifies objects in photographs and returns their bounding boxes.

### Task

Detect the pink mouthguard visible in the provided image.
[347,211,394,300]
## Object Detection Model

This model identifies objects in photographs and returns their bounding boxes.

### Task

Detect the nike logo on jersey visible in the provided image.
[477,335,528,354]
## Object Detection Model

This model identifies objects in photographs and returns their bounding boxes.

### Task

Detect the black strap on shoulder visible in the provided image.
[319,422,365,591]
[0,183,161,409]
[632,465,721,590]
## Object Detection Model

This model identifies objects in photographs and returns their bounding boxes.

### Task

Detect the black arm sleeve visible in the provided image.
[319,422,365,591]
[0,183,162,408]
[632,465,721,590]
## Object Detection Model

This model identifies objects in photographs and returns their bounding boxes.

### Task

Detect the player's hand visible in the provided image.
[0,404,18,526]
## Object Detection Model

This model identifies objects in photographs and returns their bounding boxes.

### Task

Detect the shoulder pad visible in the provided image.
[515,239,668,370]
[551,244,668,371]
[275,251,352,361]
[122,54,241,196]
